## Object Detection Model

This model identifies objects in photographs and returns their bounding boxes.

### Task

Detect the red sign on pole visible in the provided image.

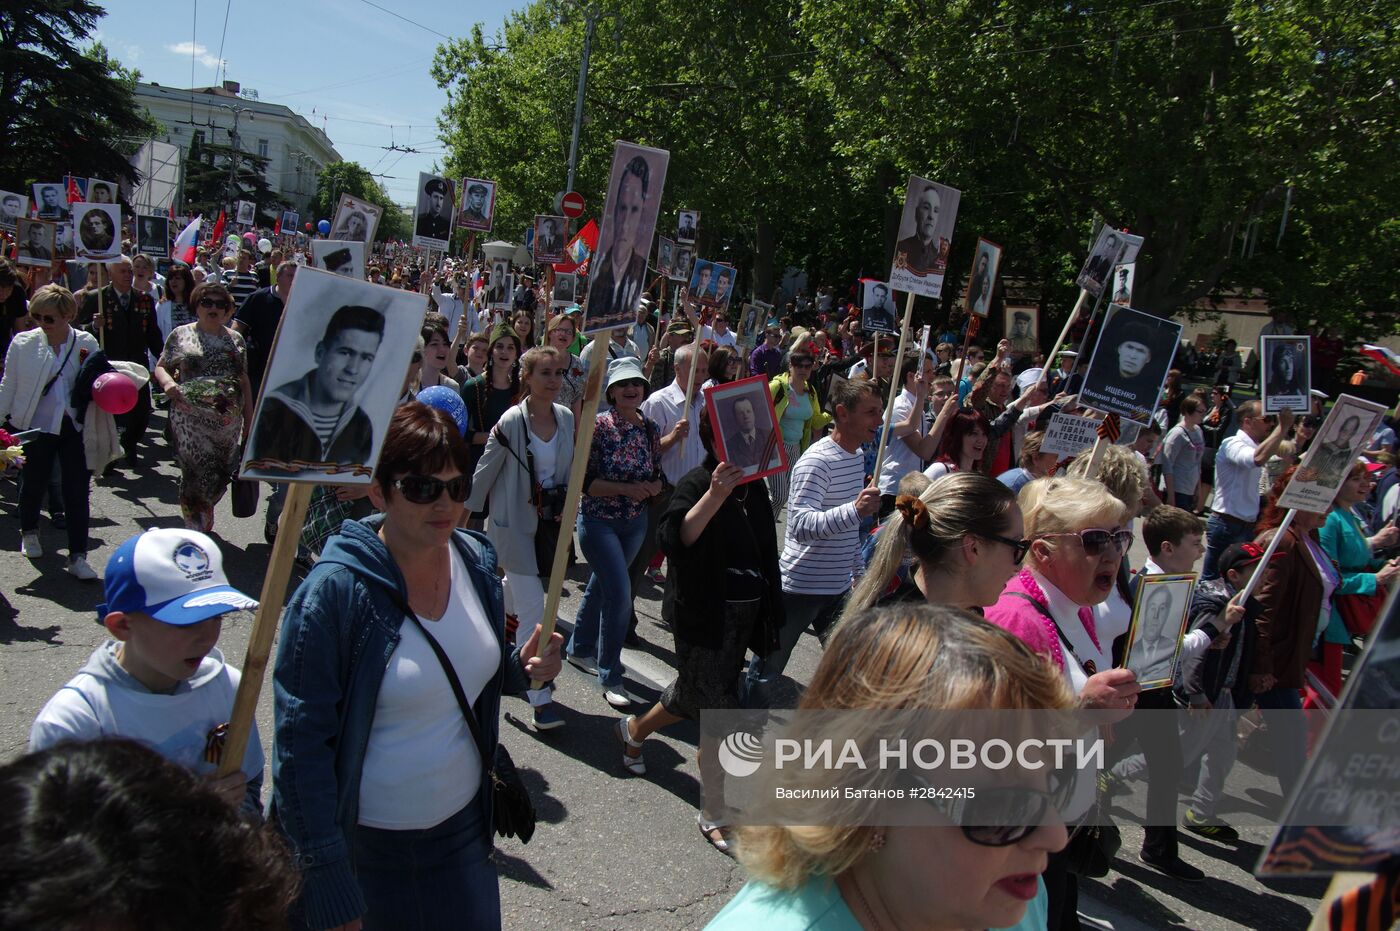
[561,191,585,219]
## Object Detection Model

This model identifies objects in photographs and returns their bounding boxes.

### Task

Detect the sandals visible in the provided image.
[697,812,736,857]
[614,715,646,776]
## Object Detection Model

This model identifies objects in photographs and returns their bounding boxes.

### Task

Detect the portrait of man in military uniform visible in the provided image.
[413,173,455,247]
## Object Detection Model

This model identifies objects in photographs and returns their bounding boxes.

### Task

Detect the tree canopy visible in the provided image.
[310,161,409,244]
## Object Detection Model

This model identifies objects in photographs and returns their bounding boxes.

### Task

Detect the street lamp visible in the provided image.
[564,2,620,194]
[214,102,254,219]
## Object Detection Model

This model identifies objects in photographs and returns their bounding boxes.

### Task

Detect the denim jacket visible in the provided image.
[271,517,527,930]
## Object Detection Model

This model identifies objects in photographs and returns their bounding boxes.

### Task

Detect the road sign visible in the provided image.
[561,191,585,219]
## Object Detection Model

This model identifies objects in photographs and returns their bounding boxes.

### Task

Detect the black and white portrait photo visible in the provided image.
[1260,335,1311,414]
[136,214,170,258]
[52,221,75,261]
[73,203,121,261]
[312,240,366,279]
[1005,306,1039,357]
[656,236,676,278]
[235,200,256,226]
[552,272,577,307]
[1124,575,1196,690]
[33,183,69,222]
[15,218,55,267]
[1076,226,1144,297]
[965,237,1003,318]
[1284,396,1387,510]
[241,267,427,484]
[458,178,496,233]
[584,141,671,334]
[487,259,511,308]
[1110,263,1135,307]
[533,214,567,264]
[1078,306,1183,424]
[87,179,118,204]
[413,173,455,250]
[0,190,28,231]
[704,374,787,482]
[738,303,761,343]
[860,279,898,335]
[672,245,693,283]
[281,210,300,235]
[331,194,383,244]
[676,209,699,244]
[889,174,961,299]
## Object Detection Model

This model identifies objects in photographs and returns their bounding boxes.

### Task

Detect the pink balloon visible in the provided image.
[93,372,138,415]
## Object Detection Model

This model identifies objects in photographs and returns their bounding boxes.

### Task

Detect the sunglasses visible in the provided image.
[393,474,470,504]
[198,297,231,310]
[1040,528,1134,556]
[979,532,1031,564]
[916,773,1076,847]
[791,361,814,369]
[36,312,62,325]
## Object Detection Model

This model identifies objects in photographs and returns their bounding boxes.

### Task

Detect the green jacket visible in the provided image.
[768,372,830,453]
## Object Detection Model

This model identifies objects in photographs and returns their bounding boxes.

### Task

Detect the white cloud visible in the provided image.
[166,41,221,68]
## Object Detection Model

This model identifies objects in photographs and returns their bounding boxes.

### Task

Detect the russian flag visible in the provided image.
[172,215,203,265]
[1362,345,1400,378]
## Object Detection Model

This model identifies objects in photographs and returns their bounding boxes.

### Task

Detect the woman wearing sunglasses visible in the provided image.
[466,346,575,731]
[985,476,1141,929]
[151,281,252,532]
[708,604,1071,931]
[765,350,831,511]
[272,403,564,931]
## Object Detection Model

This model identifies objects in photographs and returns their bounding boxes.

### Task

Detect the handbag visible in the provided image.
[492,421,564,577]
[1062,814,1122,878]
[230,475,259,518]
[1337,590,1387,638]
[404,612,537,844]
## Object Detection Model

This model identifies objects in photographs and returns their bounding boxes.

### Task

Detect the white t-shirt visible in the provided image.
[702,325,737,348]
[877,388,927,494]
[1213,432,1262,521]
[358,548,499,829]
[529,421,562,490]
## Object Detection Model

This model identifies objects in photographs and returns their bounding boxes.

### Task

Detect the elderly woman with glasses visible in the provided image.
[152,280,252,532]
[985,476,1141,929]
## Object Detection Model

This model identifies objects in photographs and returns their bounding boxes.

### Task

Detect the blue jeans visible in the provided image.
[570,511,647,688]
[352,797,499,931]
[1202,512,1254,580]
[1173,492,1197,511]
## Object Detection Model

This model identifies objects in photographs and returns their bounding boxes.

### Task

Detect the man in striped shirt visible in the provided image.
[744,378,883,706]
[224,249,260,310]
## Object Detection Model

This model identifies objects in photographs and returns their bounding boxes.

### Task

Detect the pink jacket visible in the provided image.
[985,571,1067,671]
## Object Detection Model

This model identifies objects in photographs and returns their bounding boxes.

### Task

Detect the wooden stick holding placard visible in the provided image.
[681,290,708,457]
[1034,288,1090,394]
[1079,413,1121,481]
[869,291,917,485]
[216,481,314,777]
[956,314,982,401]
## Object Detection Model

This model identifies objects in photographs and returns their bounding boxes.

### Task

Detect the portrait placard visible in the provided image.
[688,259,738,313]
[32,182,70,221]
[331,195,383,243]
[240,266,426,484]
[458,178,496,233]
[704,374,788,483]
[671,245,694,283]
[1122,574,1197,690]
[655,236,677,278]
[15,218,56,266]
[533,215,568,264]
[311,240,366,279]
[583,141,671,334]
[965,238,1003,318]
[676,209,699,245]
[85,179,117,204]
[1260,334,1311,414]
[822,373,847,416]
[860,279,898,335]
[136,215,170,258]
[72,203,122,261]
[889,174,961,299]
[1078,306,1182,424]
[551,271,578,307]
[1040,413,1100,458]
[1076,226,1143,297]
[235,200,256,226]
[737,303,763,344]
[486,259,512,309]
[1278,394,1387,513]
[412,172,455,251]
[1004,305,1038,358]
[0,190,29,231]
[281,210,300,235]
[1109,263,1135,307]
[52,221,75,260]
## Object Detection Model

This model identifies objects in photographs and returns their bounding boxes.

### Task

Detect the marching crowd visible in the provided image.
[2,236,1398,931]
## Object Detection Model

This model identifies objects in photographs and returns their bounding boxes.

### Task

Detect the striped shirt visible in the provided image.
[225,271,260,310]
[779,436,866,595]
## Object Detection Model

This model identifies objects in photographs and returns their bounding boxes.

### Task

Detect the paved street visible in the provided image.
[0,418,1330,929]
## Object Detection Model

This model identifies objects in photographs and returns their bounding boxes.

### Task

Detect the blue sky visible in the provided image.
[94,0,522,206]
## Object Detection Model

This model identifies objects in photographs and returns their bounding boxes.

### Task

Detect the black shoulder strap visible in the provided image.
[492,419,541,500]
[1007,591,1090,671]
[403,612,486,753]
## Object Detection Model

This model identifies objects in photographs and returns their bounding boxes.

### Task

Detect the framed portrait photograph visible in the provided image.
[671,245,693,282]
[533,214,568,264]
[311,240,366,279]
[860,279,898,335]
[1260,334,1311,414]
[965,237,1003,318]
[72,203,122,261]
[52,221,75,261]
[1109,262,1135,307]
[1004,305,1038,357]
[331,195,382,243]
[822,372,848,416]
[15,218,56,266]
[1075,225,1143,297]
[1281,394,1388,513]
[655,235,676,278]
[704,374,788,483]
[583,140,671,334]
[235,200,256,226]
[676,209,699,245]
[738,303,763,343]
[240,266,427,485]
[136,215,170,258]
[1123,574,1197,690]
[552,271,578,307]
[281,210,300,235]
[412,172,455,251]
[486,259,511,308]
[33,182,70,221]
[688,258,737,312]
[0,190,30,231]
[1077,306,1183,424]
[458,178,496,233]
[85,179,117,204]
[889,173,961,300]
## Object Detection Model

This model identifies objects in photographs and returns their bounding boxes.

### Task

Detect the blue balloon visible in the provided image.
[417,386,467,437]
[317,219,331,236]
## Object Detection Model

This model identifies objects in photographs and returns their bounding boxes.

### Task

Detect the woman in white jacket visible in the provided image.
[0,285,101,578]
[465,345,575,730]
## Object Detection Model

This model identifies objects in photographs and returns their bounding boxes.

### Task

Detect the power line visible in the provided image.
[354,0,453,41]
[213,0,233,81]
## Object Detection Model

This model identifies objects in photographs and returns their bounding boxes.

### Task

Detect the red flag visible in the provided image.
[554,219,598,275]
[210,210,226,248]
[273,215,282,236]
[66,176,83,204]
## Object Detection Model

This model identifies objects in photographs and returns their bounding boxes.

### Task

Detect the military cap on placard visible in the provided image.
[468,182,488,196]
[424,177,448,197]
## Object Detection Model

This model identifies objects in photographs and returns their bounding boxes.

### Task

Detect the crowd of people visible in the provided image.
[2,231,1398,931]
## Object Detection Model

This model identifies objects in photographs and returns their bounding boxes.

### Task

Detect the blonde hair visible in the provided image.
[28,284,77,321]
[1019,476,1129,542]
[1067,445,1145,515]
[737,604,1074,889]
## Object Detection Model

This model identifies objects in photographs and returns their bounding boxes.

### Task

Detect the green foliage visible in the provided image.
[181,134,285,225]
[310,161,408,243]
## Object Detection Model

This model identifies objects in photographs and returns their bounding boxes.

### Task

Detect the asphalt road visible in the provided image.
[0,417,1329,930]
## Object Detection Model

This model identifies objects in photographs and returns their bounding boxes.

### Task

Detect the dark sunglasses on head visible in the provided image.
[198,297,230,310]
[979,532,1031,564]
[1041,528,1133,556]
[393,474,469,504]
[915,771,1076,847]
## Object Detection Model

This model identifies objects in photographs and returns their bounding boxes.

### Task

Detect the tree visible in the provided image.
[0,2,157,192]
[180,133,287,224]
[309,161,408,243]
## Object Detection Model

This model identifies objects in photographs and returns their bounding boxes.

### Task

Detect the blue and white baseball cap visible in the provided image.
[98,529,258,625]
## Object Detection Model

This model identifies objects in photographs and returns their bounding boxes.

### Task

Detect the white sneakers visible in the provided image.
[65,555,98,581]
[21,533,42,559]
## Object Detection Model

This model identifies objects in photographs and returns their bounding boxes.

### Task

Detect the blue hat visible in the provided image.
[99,529,257,625]
[417,385,468,437]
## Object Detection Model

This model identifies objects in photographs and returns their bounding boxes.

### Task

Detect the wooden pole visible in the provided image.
[1235,509,1296,604]
[216,481,314,776]
[680,290,707,457]
[869,292,916,486]
[96,285,105,351]
[1034,287,1090,394]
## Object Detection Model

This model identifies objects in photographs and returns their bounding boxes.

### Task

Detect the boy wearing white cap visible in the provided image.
[28,528,264,816]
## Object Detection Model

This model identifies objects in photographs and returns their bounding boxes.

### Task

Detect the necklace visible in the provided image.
[848,873,886,931]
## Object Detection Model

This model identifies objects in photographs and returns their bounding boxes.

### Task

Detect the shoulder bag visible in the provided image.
[491,420,565,576]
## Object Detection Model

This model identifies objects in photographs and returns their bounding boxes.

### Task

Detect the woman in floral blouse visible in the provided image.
[567,357,663,708]
[152,281,253,531]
